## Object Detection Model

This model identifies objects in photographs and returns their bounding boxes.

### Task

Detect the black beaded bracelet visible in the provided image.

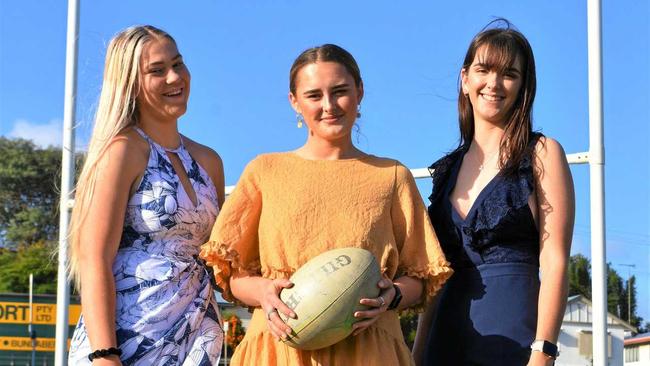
[88,347,122,361]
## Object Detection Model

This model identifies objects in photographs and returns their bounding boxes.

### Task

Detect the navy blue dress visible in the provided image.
[424,135,542,365]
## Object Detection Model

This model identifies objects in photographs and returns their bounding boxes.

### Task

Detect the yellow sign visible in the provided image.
[0,336,71,351]
[0,302,81,325]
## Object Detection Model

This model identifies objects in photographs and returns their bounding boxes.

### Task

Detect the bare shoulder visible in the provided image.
[97,127,149,176]
[183,137,223,169]
[533,136,568,171]
[531,136,573,196]
[183,137,224,186]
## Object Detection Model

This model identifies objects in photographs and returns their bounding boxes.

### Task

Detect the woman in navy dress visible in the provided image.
[413,19,575,366]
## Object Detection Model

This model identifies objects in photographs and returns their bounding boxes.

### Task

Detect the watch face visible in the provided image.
[542,341,559,357]
[531,340,558,358]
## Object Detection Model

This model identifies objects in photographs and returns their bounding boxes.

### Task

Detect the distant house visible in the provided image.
[624,332,650,365]
[556,295,636,366]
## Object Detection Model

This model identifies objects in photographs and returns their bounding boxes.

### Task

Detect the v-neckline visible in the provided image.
[135,127,201,210]
[448,152,502,222]
[166,151,200,210]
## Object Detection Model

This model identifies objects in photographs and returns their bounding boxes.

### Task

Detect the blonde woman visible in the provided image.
[68,25,224,365]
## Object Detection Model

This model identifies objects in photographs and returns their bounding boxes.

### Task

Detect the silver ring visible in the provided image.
[378,296,385,307]
[266,308,277,321]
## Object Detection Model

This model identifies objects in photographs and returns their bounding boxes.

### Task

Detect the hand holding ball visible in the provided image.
[278,247,382,350]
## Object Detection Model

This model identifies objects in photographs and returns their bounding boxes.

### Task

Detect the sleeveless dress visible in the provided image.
[424,135,541,365]
[69,127,223,366]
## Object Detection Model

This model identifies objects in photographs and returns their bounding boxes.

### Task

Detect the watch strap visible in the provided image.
[530,339,559,359]
[387,284,403,310]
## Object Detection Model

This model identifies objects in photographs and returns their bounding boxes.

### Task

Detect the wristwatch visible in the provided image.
[387,284,403,310]
[530,340,559,359]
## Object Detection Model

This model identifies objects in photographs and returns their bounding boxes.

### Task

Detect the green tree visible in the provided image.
[0,241,58,293]
[222,312,246,354]
[568,254,591,298]
[567,255,643,330]
[0,137,85,294]
[639,321,650,334]
[399,312,418,349]
[0,138,62,247]
[607,264,625,318]
[620,276,643,328]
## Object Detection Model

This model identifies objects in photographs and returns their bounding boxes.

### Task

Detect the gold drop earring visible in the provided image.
[296,114,304,128]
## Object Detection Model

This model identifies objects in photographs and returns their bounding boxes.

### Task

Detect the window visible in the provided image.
[578,330,612,358]
[625,346,639,362]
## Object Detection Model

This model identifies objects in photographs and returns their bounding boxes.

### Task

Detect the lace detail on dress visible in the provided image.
[428,146,467,207]
[428,146,468,258]
[428,134,542,264]
[461,134,540,251]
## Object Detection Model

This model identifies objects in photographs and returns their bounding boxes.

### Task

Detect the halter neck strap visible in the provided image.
[134,126,185,153]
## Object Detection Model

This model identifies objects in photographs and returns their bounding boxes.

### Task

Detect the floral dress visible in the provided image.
[69,127,223,365]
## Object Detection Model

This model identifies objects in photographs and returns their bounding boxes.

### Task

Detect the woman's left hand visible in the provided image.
[351,274,394,336]
[527,351,555,366]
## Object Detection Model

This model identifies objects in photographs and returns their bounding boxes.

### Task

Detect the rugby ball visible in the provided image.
[279,247,381,350]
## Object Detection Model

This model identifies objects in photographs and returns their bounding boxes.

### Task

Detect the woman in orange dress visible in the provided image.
[200,44,452,365]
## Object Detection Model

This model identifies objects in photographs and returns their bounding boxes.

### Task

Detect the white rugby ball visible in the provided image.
[279,247,381,350]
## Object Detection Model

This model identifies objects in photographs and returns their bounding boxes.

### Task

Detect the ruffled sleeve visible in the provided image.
[391,163,453,312]
[200,157,264,304]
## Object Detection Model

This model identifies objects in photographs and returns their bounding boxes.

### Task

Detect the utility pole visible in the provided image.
[55,0,79,364]
[617,263,636,323]
[29,273,35,366]
[223,321,229,366]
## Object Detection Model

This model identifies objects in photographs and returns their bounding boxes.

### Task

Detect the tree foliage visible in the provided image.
[222,312,246,354]
[607,265,625,318]
[0,138,62,247]
[620,275,642,326]
[568,254,591,298]
[0,241,58,293]
[0,137,85,294]
[399,312,418,349]
[568,254,643,329]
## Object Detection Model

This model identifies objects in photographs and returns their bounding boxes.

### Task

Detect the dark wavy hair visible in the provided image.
[289,44,362,94]
[458,18,537,176]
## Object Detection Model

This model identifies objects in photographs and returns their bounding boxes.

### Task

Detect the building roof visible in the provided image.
[564,294,637,332]
[625,332,650,346]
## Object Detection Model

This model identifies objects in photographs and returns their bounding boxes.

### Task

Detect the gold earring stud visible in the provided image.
[296,114,304,128]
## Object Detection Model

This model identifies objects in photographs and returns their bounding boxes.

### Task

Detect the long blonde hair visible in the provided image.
[68,25,173,288]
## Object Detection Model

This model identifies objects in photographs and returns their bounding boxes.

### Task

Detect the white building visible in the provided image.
[624,332,650,365]
[556,295,636,366]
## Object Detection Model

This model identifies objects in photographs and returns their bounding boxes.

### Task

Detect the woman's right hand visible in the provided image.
[260,278,297,341]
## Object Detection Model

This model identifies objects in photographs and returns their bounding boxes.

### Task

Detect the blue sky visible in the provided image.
[1,1,648,322]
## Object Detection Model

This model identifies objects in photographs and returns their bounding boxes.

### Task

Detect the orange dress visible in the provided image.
[201,153,452,366]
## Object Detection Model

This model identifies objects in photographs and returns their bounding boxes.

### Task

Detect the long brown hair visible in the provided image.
[458,19,537,175]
